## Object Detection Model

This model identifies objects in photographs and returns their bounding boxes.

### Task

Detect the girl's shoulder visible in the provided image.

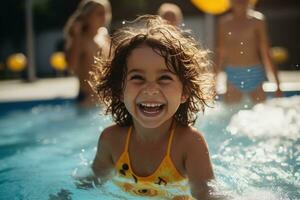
[176,124,204,137]
[175,125,208,149]
[99,124,129,144]
[99,124,130,160]
[101,124,129,137]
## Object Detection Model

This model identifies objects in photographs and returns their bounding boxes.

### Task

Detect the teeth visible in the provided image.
[140,103,162,107]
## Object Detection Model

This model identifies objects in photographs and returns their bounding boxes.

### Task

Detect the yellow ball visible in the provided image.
[271,47,288,64]
[50,52,67,71]
[6,53,27,72]
[191,0,259,15]
[191,0,230,14]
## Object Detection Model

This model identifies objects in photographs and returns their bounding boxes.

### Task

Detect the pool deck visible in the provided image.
[0,71,299,103]
[0,76,79,103]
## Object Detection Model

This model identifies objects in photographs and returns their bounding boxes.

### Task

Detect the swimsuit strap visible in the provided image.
[166,122,176,156]
[124,126,132,152]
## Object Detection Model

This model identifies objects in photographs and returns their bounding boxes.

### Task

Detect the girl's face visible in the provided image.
[122,45,187,129]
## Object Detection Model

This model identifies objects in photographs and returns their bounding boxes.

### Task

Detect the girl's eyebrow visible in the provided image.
[127,68,172,74]
[127,69,143,74]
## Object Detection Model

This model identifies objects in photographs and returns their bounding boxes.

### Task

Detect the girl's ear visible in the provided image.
[181,94,188,103]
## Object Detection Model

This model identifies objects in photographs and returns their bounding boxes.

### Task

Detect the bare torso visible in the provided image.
[77,30,110,94]
[219,13,263,67]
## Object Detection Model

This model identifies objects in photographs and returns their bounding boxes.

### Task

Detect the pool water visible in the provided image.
[0,96,299,200]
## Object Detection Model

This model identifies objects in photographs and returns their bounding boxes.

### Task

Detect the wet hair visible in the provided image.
[91,15,215,126]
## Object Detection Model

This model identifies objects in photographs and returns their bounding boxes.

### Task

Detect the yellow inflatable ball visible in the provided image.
[191,0,230,14]
[50,52,67,71]
[271,47,288,64]
[191,0,259,15]
[6,53,27,72]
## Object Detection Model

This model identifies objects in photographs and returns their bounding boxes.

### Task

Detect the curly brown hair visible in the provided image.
[90,15,215,126]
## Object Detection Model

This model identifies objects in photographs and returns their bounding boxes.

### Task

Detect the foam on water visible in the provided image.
[227,96,300,139]
[198,96,300,200]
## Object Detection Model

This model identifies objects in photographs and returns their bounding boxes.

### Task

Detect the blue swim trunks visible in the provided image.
[225,65,267,92]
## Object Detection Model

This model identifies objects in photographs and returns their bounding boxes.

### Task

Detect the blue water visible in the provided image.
[0,97,299,200]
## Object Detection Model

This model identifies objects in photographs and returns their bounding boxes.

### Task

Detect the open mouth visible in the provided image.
[137,103,165,117]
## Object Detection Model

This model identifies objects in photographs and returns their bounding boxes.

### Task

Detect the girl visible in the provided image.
[64,0,111,106]
[90,15,216,199]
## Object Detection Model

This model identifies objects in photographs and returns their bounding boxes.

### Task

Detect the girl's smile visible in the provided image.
[137,102,165,117]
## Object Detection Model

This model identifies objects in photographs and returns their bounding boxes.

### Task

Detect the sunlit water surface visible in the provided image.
[0,96,299,200]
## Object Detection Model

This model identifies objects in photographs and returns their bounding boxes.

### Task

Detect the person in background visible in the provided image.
[215,0,282,103]
[157,3,183,26]
[64,0,111,107]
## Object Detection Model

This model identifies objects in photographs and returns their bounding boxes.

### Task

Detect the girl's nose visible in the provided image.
[142,82,159,96]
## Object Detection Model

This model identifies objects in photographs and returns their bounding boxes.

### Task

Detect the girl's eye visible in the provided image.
[129,75,144,81]
[159,75,173,81]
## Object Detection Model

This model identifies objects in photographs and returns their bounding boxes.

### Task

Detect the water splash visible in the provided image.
[227,96,300,139]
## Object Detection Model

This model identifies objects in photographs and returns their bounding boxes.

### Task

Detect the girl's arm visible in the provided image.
[74,129,114,189]
[257,18,282,97]
[184,129,215,199]
[92,129,115,182]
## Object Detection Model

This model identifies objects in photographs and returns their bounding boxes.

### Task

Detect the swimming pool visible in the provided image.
[0,96,299,200]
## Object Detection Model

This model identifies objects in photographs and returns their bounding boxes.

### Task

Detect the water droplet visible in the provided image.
[247,69,251,72]
[228,32,232,35]
[244,104,248,108]
[240,51,244,55]
[296,64,299,67]
[240,42,244,45]
[181,23,185,27]
[241,81,244,85]
[122,21,126,25]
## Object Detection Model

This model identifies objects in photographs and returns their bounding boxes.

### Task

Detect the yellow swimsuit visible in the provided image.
[113,126,193,199]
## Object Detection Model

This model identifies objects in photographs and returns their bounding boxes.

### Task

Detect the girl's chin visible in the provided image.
[135,115,165,129]
[134,115,175,129]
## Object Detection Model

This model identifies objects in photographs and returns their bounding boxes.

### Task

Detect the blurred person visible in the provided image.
[64,0,111,107]
[157,3,183,26]
[215,0,282,103]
